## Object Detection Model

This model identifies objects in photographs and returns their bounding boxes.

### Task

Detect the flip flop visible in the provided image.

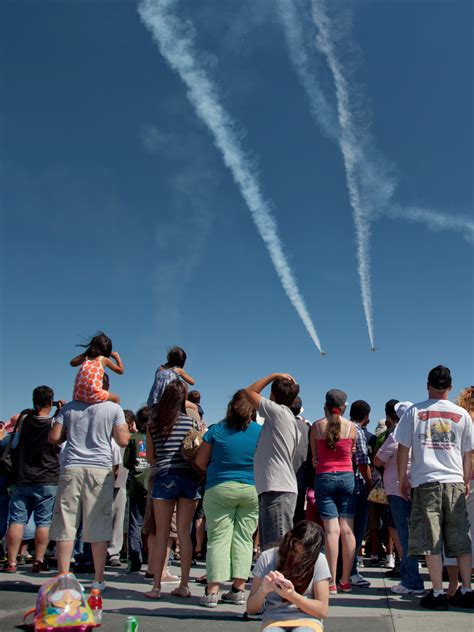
[171,586,191,598]
[144,589,161,599]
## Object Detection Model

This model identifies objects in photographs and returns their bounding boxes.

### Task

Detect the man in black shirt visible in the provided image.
[3,386,62,573]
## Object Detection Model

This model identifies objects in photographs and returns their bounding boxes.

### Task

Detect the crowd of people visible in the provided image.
[0,333,473,630]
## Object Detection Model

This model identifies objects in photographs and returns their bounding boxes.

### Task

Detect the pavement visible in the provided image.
[0,560,472,632]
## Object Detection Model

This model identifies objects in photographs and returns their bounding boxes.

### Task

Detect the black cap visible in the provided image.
[428,365,452,390]
[325,389,347,411]
[385,399,400,418]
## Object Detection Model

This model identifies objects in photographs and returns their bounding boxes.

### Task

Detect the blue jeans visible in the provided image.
[152,471,201,501]
[351,484,369,576]
[258,491,297,551]
[128,492,147,567]
[315,472,355,519]
[8,484,57,527]
[388,495,424,591]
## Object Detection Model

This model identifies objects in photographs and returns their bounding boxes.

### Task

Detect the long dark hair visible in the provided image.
[276,521,324,595]
[150,380,187,441]
[78,332,112,358]
[163,346,187,369]
[225,390,255,432]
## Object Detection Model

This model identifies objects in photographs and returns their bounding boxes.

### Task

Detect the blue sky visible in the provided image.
[1,0,472,428]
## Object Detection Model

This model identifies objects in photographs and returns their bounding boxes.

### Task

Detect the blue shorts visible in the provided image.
[9,484,58,527]
[315,472,355,520]
[151,471,201,501]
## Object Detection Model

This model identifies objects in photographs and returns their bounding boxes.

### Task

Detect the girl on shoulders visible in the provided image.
[70,332,124,404]
[247,521,330,632]
[147,346,195,408]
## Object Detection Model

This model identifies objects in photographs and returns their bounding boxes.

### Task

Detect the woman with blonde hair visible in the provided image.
[310,390,356,595]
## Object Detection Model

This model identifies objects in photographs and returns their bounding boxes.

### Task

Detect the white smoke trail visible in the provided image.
[388,205,474,244]
[138,0,325,353]
[275,0,338,140]
[310,0,378,348]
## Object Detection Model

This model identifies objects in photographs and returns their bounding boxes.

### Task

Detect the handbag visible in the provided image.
[367,479,389,505]
[0,415,24,476]
[180,416,205,470]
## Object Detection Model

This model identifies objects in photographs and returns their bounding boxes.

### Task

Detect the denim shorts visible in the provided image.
[151,471,201,501]
[315,472,355,519]
[9,484,58,527]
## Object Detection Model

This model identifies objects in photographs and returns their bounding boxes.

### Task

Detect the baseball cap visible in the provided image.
[394,401,413,419]
[428,365,452,390]
[325,389,347,411]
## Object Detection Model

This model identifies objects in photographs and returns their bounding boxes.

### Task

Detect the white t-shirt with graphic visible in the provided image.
[394,398,473,488]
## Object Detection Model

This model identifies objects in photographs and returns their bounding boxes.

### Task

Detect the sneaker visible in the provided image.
[385,566,401,579]
[199,592,219,608]
[350,573,371,587]
[107,557,122,567]
[161,572,180,583]
[419,589,449,611]
[338,582,352,593]
[449,586,474,609]
[329,584,338,595]
[91,581,106,592]
[221,589,246,605]
[391,584,425,595]
[385,554,395,569]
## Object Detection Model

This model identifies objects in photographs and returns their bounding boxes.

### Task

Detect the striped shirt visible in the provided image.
[150,413,195,476]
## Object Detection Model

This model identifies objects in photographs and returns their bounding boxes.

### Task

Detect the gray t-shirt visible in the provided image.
[253,547,331,626]
[55,401,126,470]
[254,397,301,494]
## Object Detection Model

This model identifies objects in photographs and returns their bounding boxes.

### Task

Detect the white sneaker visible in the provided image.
[350,573,371,587]
[390,584,424,595]
[91,581,106,592]
[385,554,395,569]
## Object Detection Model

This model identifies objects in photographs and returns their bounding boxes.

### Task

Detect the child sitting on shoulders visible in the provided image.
[147,346,195,407]
[71,332,124,404]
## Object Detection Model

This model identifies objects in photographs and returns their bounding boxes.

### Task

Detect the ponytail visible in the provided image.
[325,407,341,450]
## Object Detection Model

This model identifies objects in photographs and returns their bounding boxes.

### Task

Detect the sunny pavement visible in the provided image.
[0,561,472,632]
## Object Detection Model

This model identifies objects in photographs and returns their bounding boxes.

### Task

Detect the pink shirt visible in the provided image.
[377,433,411,497]
[314,420,355,474]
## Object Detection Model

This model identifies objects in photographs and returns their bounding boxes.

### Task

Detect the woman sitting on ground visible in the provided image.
[247,520,330,632]
[195,390,261,608]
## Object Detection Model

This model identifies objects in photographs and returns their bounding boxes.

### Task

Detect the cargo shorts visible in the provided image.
[408,481,471,558]
[49,467,114,543]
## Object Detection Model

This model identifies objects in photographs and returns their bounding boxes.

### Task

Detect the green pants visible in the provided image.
[203,481,259,582]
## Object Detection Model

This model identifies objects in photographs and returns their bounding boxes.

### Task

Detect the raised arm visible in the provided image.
[173,367,195,385]
[49,421,66,445]
[103,351,124,375]
[244,373,294,409]
[70,353,85,367]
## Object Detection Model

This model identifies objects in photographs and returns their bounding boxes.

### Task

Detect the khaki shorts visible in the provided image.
[444,487,474,565]
[49,467,114,543]
[142,473,177,538]
[409,481,471,558]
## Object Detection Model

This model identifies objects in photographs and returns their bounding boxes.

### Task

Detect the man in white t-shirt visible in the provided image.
[395,365,473,610]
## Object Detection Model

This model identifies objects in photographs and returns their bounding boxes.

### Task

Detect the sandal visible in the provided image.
[144,588,161,599]
[2,561,17,573]
[171,585,191,598]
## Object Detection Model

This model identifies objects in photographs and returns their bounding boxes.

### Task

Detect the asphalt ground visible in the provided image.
[0,560,472,632]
